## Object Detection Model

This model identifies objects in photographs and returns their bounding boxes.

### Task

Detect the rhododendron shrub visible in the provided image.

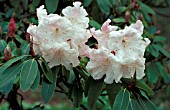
[1,1,164,110]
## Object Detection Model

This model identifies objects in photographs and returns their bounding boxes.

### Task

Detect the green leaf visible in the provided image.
[0,22,9,32]
[68,70,75,84]
[113,88,130,110]
[0,77,14,94]
[146,63,159,84]
[137,96,156,110]
[153,44,170,58]
[128,99,142,110]
[83,0,92,7]
[106,83,121,108]
[20,59,39,92]
[0,62,23,88]
[87,76,104,109]
[138,2,155,15]
[40,59,53,83]
[156,62,170,84]
[5,8,15,18]
[32,0,41,8]
[41,66,60,103]
[0,55,27,74]
[147,26,156,35]
[45,0,59,13]
[14,35,26,44]
[148,45,159,58]
[0,40,7,52]
[96,0,110,15]
[135,80,154,96]
[8,41,17,51]
[113,17,126,23]
[72,82,83,107]
[84,76,92,97]
[153,36,167,42]
[30,70,40,91]
[89,20,101,29]
[21,42,30,55]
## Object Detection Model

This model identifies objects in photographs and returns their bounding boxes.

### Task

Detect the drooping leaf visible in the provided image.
[156,62,170,84]
[137,96,156,110]
[113,88,130,110]
[0,62,23,88]
[128,99,142,110]
[106,83,121,108]
[41,66,60,103]
[30,70,40,91]
[20,59,39,92]
[45,0,59,13]
[146,63,159,84]
[135,80,154,96]
[72,82,83,107]
[87,76,104,109]
[0,55,27,74]
[40,59,53,83]
[84,76,93,97]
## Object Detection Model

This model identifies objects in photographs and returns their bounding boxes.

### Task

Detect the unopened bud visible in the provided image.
[4,46,12,61]
[8,18,16,38]
[125,11,130,23]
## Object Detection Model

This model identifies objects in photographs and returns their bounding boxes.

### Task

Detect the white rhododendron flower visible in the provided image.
[27,1,150,84]
[86,20,150,83]
[27,2,90,70]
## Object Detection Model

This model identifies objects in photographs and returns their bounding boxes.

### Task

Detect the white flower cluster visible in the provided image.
[87,20,150,83]
[27,2,90,70]
[27,2,150,84]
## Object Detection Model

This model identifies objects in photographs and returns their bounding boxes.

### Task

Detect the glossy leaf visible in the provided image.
[21,42,30,55]
[8,41,17,51]
[89,20,101,30]
[45,0,59,13]
[106,83,121,108]
[20,59,39,92]
[30,70,40,91]
[0,62,23,88]
[113,88,130,110]
[87,76,104,109]
[0,78,14,94]
[113,17,126,23]
[135,80,154,96]
[0,55,27,74]
[0,39,7,52]
[41,66,60,103]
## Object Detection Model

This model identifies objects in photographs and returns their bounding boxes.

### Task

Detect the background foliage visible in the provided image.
[0,0,170,110]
